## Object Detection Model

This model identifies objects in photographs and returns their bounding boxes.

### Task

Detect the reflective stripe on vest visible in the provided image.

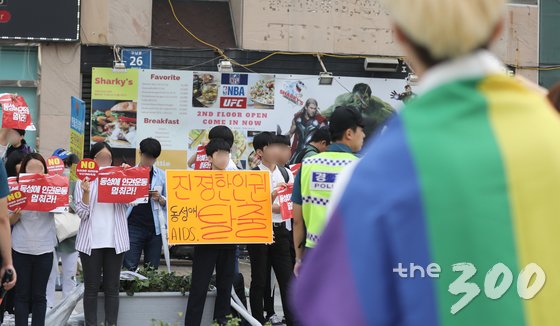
[300,151,357,247]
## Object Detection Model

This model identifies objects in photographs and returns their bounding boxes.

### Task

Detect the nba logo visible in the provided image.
[229,74,241,85]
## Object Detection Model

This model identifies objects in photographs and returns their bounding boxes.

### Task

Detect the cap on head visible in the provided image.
[53,148,80,166]
[381,0,506,60]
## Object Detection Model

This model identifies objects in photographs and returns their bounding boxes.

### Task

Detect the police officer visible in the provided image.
[291,106,366,276]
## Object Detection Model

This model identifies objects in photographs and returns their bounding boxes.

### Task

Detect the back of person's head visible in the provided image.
[310,128,331,145]
[90,142,114,161]
[206,138,231,157]
[253,132,274,152]
[140,138,162,159]
[547,82,560,113]
[272,134,291,147]
[20,153,48,174]
[329,106,364,142]
[381,0,506,65]
[209,126,235,148]
[5,150,25,177]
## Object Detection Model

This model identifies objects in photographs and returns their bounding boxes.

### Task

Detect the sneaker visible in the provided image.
[268,314,284,325]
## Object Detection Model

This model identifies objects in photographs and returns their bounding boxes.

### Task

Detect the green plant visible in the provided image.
[121,267,191,296]
[150,312,184,326]
[210,315,242,326]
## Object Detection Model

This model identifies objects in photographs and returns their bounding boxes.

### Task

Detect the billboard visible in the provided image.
[0,0,80,41]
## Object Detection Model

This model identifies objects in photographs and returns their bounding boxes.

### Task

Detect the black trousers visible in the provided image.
[264,259,275,317]
[248,225,294,326]
[12,250,53,326]
[185,245,236,326]
[80,249,124,326]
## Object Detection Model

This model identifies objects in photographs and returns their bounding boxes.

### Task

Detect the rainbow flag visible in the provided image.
[292,75,560,325]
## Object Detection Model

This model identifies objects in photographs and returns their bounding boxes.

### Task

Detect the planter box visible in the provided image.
[97,291,216,325]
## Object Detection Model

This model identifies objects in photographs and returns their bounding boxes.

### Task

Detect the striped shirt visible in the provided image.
[74,180,130,255]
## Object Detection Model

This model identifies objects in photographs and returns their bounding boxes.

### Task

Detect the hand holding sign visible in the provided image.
[76,159,99,181]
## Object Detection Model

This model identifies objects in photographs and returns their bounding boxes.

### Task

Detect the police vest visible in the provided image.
[300,151,357,247]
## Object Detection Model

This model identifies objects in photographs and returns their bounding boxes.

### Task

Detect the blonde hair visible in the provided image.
[381,0,506,60]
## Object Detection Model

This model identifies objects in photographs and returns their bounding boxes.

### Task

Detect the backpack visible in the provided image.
[290,146,319,165]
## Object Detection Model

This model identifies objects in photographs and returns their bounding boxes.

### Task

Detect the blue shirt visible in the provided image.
[291,143,354,205]
[126,166,167,235]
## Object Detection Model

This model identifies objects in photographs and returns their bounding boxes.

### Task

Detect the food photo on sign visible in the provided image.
[188,128,249,169]
[90,99,137,149]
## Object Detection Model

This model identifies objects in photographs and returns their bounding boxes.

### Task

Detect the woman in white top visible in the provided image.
[74,142,130,326]
[10,153,57,326]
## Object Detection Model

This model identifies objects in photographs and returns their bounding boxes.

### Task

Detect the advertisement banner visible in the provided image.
[18,174,69,212]
[91,68,139,151]
[97,166,150,204]
[136,70,192,169]
[70,97,86,181]
[166,170,273,245]
[90,68,410,169]
[275,75,408,163]
[188,72,278,170]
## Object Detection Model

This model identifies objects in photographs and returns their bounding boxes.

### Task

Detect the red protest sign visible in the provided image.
[194,145,211,170]
[7,177,18,192]
[277,184,294,220]
[47,156,65,175]
[7,190,27,211]
[18,174,69,212]
[76,159,99,181]
[290,164,301,176]
[97,166,150,204]
[0,94,34,130]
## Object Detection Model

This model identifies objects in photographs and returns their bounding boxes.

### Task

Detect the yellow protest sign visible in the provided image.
[166,170,273,245]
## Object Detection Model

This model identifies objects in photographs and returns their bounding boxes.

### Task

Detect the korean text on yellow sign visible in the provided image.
[166,170,273,245]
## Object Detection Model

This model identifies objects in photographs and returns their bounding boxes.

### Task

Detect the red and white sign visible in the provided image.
[289,164,301,177]
[47,156,65,175]
[76,159,99,181]
[18,174,69,212]
[194,145,211,170]
[0,94,34,130]
[97,166,150,204]
[7,190,27,211]
[277,184,294,221]
[8,177,18,192]
[220,97,247,109]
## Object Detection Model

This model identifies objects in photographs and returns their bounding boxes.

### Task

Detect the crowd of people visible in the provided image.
[0,104,361,326]
[2,0,560,325]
